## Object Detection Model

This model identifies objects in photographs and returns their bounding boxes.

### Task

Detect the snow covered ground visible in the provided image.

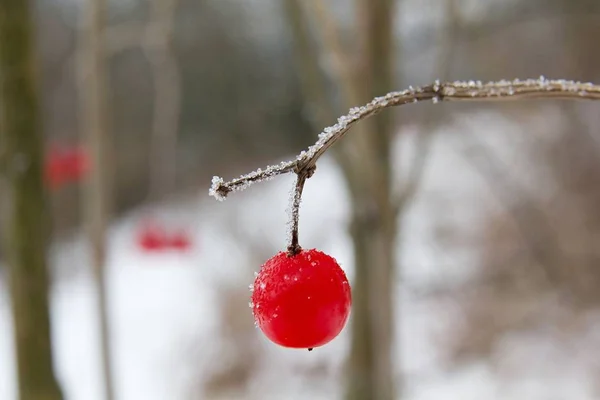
[1,109,599,399]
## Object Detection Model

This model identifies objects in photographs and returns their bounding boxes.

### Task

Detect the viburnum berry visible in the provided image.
[44,145,90,190]
[136,222,168,252]
[251,248,352,350]
[169,231,192,251]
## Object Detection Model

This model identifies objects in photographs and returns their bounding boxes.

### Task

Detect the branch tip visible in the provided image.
[208,176,229,201]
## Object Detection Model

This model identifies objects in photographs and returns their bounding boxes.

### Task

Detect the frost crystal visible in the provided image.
[285,174,303,245]
[208,176,226,201]
[209,160,296,200]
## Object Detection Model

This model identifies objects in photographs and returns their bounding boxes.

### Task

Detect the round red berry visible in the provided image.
[251,249,352,349]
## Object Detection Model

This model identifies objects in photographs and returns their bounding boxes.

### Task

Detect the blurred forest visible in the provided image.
[1,0,600,399]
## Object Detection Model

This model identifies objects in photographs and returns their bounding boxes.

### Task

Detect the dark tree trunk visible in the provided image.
[0,1,64,399]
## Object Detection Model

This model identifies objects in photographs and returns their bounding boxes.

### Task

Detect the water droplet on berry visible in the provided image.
[311,262,316,266]
[248,301,254,308]
[259,282,266,290]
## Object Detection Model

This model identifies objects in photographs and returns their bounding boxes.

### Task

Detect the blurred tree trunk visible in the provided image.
[0,1,64,399]
[78,0,115,399]
[145,0,181,201]
[345,1,397,399]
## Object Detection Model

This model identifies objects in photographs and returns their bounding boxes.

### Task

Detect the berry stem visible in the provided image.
[287,173,306,256]
[287,166,315,256]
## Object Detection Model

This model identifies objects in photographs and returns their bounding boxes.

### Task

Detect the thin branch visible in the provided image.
[457,131,563,286]
[209,77,600,201]
[306,0,362,107]
[78,0,115,398]
[283,0,335,130]
[393,0,461,215]
[302,0,377,186]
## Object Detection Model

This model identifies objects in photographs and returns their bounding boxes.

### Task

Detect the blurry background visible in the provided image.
[1,0,600,399]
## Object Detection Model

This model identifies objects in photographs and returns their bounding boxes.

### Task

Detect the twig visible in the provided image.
[393,0,461,215]
[210,78,600,201]
[209,77,600,251]
[306,0,362,107]
[457,130,563,286]
[78,0,115,398]
[302,0,375,182]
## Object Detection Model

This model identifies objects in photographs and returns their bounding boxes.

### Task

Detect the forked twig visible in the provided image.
[209,77,600,251]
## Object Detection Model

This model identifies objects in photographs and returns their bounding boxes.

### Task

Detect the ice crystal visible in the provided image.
[208,176,226,201]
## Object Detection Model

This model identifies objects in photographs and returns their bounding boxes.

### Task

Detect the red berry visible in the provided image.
[169,231,191,251]
[251,249,352,349]
[137,223,168,252]
[44,145,90,189]
[45,147,68,190]
[62,146,90,182]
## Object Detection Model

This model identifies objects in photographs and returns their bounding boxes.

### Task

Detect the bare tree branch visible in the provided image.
[393,0,461,215]
[209,78,600,201]
[306,0,362,107]
[457,132,563,286]
[302,0,378,188]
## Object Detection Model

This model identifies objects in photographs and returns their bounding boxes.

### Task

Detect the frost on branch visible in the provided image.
[209,78,600,202]
[208,176,227,201]
[208,160,297,200]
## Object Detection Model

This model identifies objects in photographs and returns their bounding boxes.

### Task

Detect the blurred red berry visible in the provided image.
[137,223,168,252]
[44,145,90,190]
[169,231,191,251]
[45,147,68,190]
[62,146,90,182]
[251,249,352,349]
